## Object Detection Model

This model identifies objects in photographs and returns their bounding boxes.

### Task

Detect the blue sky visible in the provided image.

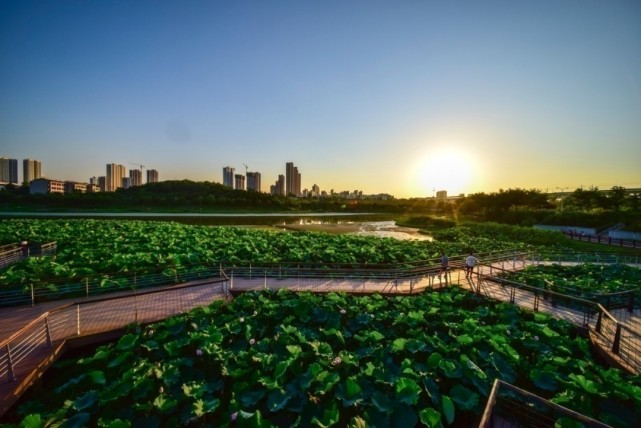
[1,0,640,197]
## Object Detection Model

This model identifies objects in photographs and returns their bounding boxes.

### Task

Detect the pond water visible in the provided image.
[0,212,431,241]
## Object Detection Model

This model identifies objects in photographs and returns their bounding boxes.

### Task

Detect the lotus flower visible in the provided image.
[239,317,245,323]
[249,338,256,345]
[340,309,346,315]
[231,412,238,422]
[159,386,164,394]
[332,356,342,366]
[196,349,203,356]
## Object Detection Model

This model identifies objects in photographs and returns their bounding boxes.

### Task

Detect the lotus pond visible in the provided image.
[5,288,641,427]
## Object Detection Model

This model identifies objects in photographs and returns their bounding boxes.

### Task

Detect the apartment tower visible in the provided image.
[223,167,235,188]
[106,163,126,192]
[23,159,42,184]
[147,169,159,183]
[0,157,18,185]
[246,172,261,192]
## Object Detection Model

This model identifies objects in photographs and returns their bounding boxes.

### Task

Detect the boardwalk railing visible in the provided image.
[0,242,57,270]
[0,250,531,307]
[479,379,610,427]
[0,276,229,384]
[474,263,641,374]
[563,231,641,249]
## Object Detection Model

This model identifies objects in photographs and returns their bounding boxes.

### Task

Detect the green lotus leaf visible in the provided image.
[450,384,479,411]
[116,334,138,351]
[60,413,91,428]
[311,400,339,427]
[267,388,291,412]
[193,398,220,417]
[419,407,442,428]
[427,352,442,369]
[72,390,98,411]
[441,395,455,425]
[20,414,43,428]
[569,374,599,394]
[531,369,559,391]
[392,338,407,352]
[396,377,421,405]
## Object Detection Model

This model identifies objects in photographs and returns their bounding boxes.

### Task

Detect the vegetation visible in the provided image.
[5,289,640,427]
[502,264,641,296]
[1,218,546,294]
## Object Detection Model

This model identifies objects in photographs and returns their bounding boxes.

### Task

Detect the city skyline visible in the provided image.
[1,1,640,197]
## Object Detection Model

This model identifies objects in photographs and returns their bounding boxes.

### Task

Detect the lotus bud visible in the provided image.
[534,336,539,341]
[332,356,342,365]
[231,412,238,422]
[239,317,245,323]
[159,386,164,394]
[191,322,198,330]
[249,338,256,345]
[253,311,258,316]
[196,349,203,356]
[340,309,346,315]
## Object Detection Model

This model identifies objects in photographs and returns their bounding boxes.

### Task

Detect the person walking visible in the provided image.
[465,252,477,278]
[440,251,449,284]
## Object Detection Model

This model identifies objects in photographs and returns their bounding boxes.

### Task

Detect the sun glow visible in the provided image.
[414,148,478,196]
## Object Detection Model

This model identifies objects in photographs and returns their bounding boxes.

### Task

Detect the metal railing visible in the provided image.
[563,231,641,249]
[479,379,611,427]
[474,263,641,374]
[0,276,229,384]
[0,249,531,307]
[0,241,57,270]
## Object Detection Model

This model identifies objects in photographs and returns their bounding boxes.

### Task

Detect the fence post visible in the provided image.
[86,277,89,298]
[76,305,80,335]
[45,315,53,347]
[264,271,267,290]
[231,271,234,290]
[31,283,35,307]
[612,324,622,354]
[533,290,539,311]
[627,293,634,313]
[595,311,603,333]
[6,344,15,381]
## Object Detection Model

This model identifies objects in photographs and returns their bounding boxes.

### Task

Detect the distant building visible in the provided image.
[0,157,18,185]
[87,183,101,193]
[64,181,87,193]
[122,177,133,189]
[98,176,106,192]
[130,169,142,186]
[23,159,42,184]
[223,167,235,188]
[246,172,261,192]
[106,163,126,192]
[285,162,301,196]
[436,190,447,199]
[270,175,285,196]
[30,178,64,194]
[146,169,159,183]
[311,184,320,197]
[234,174,245,190]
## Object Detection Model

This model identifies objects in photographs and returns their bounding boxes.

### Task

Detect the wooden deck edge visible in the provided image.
[0,340,67,418]
[588,330,637,375]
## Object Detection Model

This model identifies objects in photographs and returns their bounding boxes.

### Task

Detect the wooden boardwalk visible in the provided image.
[0,261,639,418]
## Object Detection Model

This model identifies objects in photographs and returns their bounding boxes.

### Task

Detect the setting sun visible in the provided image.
[413,148,478,197]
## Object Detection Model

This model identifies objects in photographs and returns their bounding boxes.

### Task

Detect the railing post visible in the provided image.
[31,283,35,307]
[533,289,539,311]
[627,293,634,313]
[612,324,622,354]
[264,271,267,289]
[45,315,53,347]
[6,344,15,381]
[595,311,603,333]
[231,271,234,290]
[86,277,89,297]
[76,305,81,335]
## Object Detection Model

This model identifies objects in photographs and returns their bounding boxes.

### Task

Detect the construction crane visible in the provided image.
[128,162,146,173]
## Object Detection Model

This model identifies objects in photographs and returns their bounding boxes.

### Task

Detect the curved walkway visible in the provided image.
[1,259,639,417]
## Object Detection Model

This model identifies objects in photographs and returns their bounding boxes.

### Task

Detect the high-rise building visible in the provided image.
[278,174,285,196]
[223,167,235,188]
[234,174,245,190]
[23,159,42,184]
[0,157,19,185]
[130,169,142,187]
[285,162,302,196]
[147,169,159,183]
[98,176,106,192]
[246,172,261,192]
[106,163,126,192]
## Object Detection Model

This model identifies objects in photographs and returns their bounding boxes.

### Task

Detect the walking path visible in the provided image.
[0,259,639,418]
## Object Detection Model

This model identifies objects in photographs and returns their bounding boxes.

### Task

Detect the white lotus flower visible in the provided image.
[239,317,245,323]
[196,349,203,356]
[159,386,164,394]
[534,336,539,341]
[332,356,342,366]
[249,338,256,345]
[340,309,346,315]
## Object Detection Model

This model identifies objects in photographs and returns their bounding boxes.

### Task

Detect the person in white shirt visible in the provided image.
[465,253,477,278]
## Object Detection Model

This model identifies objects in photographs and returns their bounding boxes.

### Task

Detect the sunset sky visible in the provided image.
[1,1,640,197]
